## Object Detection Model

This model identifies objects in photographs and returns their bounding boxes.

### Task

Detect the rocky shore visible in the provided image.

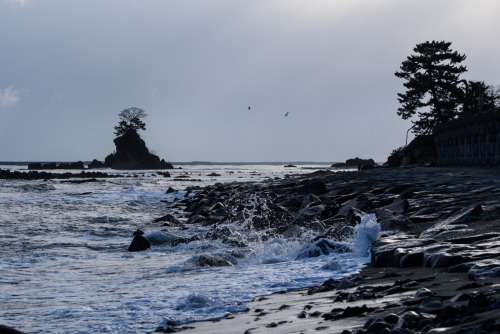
[0,168,118,180]
[153,166,500,334]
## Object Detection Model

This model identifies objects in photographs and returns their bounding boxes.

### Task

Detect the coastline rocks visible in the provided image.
[192,254,237,267]
[28,161,85,170]
[331,157,376,169]
[0,169,115,181]
[155,166,500,334]
[88,159,105,169]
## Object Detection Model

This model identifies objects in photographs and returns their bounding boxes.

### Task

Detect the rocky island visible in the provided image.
[18,107,174,174]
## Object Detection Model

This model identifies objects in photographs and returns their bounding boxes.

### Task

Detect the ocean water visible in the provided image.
[0,164,379,333]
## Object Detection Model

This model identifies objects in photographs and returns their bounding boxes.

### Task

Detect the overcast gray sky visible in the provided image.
[1,0,499,163]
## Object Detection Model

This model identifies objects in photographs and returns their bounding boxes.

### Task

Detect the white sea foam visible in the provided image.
[353,213,381,256]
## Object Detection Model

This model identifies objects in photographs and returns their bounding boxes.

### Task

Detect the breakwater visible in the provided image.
[433,112,500,167]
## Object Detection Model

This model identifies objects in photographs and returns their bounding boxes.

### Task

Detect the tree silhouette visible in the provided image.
[114,107,148,137]
[395,41,467,135]
[460,81,500,117]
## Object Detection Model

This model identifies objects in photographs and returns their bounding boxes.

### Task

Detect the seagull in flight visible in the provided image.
[285,112,289,117]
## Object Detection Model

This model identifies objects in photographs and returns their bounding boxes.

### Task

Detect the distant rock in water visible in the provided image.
[88,159,105,169]
[28,161,85,170]
[128,229,151,252]
[103,130,173,170]
[331,157,375,169]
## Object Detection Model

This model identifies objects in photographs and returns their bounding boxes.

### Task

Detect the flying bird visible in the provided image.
[248,106,251,110]
[285,112,289,117]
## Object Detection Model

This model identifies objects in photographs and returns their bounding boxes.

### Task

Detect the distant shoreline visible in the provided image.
[0,161,339,166]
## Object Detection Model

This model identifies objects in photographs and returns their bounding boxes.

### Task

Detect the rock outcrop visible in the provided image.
[103,130,173,170]
[28,161,85,170]
[128,229,151,252]
[332,157,375,169]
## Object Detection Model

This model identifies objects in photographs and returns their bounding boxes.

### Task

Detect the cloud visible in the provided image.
[0,86,21,107]
[4,0,29,5]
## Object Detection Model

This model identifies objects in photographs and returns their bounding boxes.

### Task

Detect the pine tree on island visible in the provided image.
[102,107,173,170]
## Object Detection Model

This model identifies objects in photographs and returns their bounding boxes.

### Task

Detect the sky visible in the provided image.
[1,0,499,163]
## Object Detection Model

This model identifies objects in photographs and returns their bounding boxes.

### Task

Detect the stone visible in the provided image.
[195,254,237,267]
[336,279,357,290]
[468,259,500,280]
[415,288,433,297]
[0,325,26,334]
[128,235,150,252]
[166,187,177,194]
[417,297,445,314]
[88,159,105,169]
[28,162,42,170]
[379,217,411,232]
[420,204,482,238]
[381,197,409,215]
[299,180,327,195]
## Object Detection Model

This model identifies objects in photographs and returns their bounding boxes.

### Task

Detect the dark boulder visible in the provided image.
[42,162,57,169]
[0,325,26,334]
[299,180,327,195]
[128,229,151,252]
[88,159,105,169]
[194,254,237,267]
[166,187,177,194]
[331,157,375,168]
[28,162,42,170]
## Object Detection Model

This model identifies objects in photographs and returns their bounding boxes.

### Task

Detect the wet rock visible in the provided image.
[336,279,357,290]
[194,254,237,267]
[381,197,409,215]
[383,313,400,325]
[0,325,26,334]
[171,236,201,247]
[420,204,482,238]
[422,244,469,268]
[415,288,433,297]
[166,187,177,194]
[128,229,151,252]
[468,259,500,280]
[299,180,327,195]
[379,216,411,232]
[371,234,436,267]
[366,320,391,333]
[417,297,445,314]
[296,239,343,259]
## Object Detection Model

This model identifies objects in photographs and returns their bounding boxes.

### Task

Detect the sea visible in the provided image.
[0,163,380,333]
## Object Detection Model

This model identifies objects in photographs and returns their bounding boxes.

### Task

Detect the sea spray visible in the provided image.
[353,213,381,256]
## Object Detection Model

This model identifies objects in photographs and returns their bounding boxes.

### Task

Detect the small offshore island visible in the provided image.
[0,108,174,180]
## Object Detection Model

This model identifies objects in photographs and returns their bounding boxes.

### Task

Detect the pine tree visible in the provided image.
[113,107,148,137]
[395,41,467,135]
